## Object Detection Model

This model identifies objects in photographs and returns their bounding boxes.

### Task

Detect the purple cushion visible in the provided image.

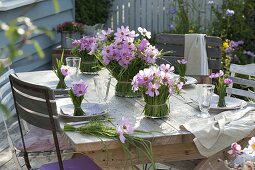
[15,125,72,152]
[40,156,101,170]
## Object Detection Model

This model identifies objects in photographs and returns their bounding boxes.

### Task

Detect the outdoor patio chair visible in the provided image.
[9,74,101,170]
[227,63,255,100]
[155,33,222,83]
[0,59,71,169]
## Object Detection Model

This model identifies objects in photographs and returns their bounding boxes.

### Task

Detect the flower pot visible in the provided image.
[115,80,141,98]
[56,77,67,89]
[217,89,226,107]
[61,31,81,49]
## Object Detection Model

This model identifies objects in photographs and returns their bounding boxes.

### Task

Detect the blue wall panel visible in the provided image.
[0,0,75,72]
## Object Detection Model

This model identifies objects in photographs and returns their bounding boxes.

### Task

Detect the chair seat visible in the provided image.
[40,156,101,170]
[15,125,72,152]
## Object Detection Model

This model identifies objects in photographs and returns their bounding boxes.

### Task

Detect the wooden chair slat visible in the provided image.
[226,88,255,99]
[155,33,222,47]
[155,33,222,74]
[0,82,11,98]
[157,56,221,70]
[156,44,221,59]
[230,64,255,76]
[228,76,255,87]
[12,87,57,116]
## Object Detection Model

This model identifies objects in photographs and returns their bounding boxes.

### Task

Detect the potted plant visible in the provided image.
[56,21,84,49]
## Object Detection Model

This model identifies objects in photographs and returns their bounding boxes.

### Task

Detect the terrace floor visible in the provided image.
[0,116,198,170]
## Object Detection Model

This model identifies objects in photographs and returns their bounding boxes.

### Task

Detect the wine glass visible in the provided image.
[196,84,215,118]
[93,75,111,104]
[66,57,81,81]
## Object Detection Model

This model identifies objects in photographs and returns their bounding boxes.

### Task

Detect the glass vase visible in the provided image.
[217,89,226,107]
[56,77,67,89]
[80,53,100,73]
[143,89,170,118]
[115,81,141,98]
[73,105,85,116]
[179,76,187,84]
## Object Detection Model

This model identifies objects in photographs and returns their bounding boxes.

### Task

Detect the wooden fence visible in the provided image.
[105,0,222,33]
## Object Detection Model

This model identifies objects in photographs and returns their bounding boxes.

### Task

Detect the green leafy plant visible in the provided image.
[75,0,113,25]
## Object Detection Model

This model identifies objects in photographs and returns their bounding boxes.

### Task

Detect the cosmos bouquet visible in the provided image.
[132,64,183,117]
[68,79,88,116]
[89,26,161,97]
[209,70,233,107]
[72,36,100,73]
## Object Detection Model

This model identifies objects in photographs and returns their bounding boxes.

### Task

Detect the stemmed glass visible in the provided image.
[93,75,111,105]
[196,84,215,118]
[66,57,81,81]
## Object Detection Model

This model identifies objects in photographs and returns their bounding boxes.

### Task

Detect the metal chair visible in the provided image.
[227,63,255,100]
[9,74,101,170]
[155,33,222,83]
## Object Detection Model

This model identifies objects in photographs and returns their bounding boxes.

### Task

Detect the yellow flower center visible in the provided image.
[251,143,255,150]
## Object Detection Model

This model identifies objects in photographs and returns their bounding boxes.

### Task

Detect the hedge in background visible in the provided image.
[75,0,112,26]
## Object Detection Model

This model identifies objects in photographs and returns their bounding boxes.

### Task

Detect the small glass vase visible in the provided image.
[80,53,100,73]
[143,92,170,118]
[217,89,226,107]
[179,76,187,84]
[56,77,67,89]
[73,105,85,116]
[115,81,141,98]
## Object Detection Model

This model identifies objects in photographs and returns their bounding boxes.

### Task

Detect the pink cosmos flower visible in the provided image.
[116,117,134,143]
[131,75,139,92]
[72,39,81,47]
[177,59,188,64]
[60,65,70,76]
[97,28,113,41]
[138,27,151,39]
[145,82,160,97]
[114,26,137,42]
[177,82,184,90]
[248,137,255,156]
[138,39,150,52]
[144,45,160,64]
[209,70,224,79]
[160,71,173,85]
[224,78,233,85]
[71,79,88,97]
[228,142,241,156]
[136,68,153,85]
[160,64,174,73]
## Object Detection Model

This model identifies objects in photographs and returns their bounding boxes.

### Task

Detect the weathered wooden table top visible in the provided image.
[17,70,205,152]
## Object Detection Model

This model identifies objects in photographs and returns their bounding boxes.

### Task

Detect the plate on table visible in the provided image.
[59,103,107,121]
[174,75,198,86]
[53,88,70,98]
[209,95,247,111]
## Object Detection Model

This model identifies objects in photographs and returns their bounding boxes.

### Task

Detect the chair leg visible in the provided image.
[11,150,23,170]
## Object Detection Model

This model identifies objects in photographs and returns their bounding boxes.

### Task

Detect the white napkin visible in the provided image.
[181,107,255,157]
[184,34,209,76]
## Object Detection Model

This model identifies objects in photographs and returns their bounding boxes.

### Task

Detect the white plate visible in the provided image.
[210,95,247,110]
[59,103,107,121]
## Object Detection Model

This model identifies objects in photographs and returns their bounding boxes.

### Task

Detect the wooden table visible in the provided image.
[17,70,245,170]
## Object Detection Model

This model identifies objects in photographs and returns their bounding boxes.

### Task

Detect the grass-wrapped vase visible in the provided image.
[132,65,183,118]
[143,85,170,117]
[72,36,100,74]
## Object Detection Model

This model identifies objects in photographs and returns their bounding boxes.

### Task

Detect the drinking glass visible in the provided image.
[196,84,215,118]
[66,57,81,81]
[93,76,111,104]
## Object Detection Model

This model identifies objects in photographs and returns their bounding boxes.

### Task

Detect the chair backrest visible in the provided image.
[9,74,64,169]
[227,64,255,99]
[9,74,60,130]
[155,34,222,73]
